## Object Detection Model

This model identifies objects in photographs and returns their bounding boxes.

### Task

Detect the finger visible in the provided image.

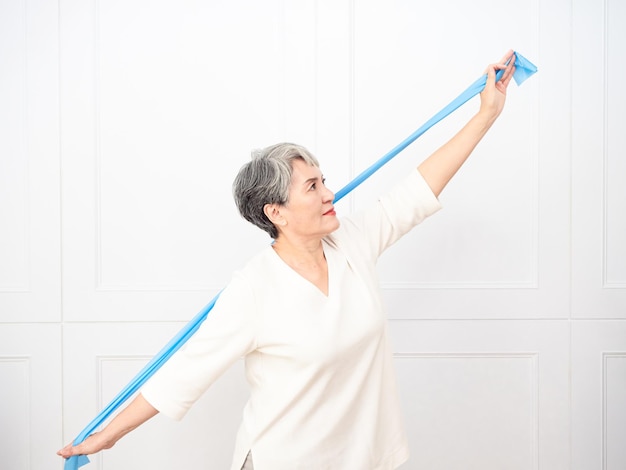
[57,443,76,458]
[499,49,515,65]
[484,50,515,75]
[60,439,91,458]
[495,55,516,82]
[501,65,516,86]
[498,63,514,86]
[495,67,516,94]
[485,64,497,84]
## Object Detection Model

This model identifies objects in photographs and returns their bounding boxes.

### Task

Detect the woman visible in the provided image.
[58,51,516,469]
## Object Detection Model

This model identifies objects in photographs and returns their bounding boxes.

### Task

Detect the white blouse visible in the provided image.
[141,169,441,469]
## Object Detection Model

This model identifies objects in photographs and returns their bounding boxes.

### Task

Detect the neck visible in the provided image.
[272,236,325,265]
[271,235,329,296]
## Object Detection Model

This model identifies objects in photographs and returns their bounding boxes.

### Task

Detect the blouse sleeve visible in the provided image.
[141,271,258,420]
[337,169,442,262]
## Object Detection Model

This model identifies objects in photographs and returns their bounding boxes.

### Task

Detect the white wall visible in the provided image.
[0,0,624,469]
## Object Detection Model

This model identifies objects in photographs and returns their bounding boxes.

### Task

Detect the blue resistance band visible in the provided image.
[65,51,537,470]
[334,51,537,201]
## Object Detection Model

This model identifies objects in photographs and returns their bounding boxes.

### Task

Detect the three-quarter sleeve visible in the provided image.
[141,271,258,420]
[337,169,442,262]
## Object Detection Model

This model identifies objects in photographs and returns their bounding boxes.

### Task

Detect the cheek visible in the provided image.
[284,205,314,227]
[289,199,319,220]
[295,210,320,226]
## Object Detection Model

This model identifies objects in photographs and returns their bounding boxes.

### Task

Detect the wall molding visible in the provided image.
[602,0,626,289]
[394,351,539,470]
[602,352,626,469]
[0,0,30,293]
[0,356,31,467]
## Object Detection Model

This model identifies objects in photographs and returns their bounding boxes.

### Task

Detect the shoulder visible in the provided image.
[226,245,285,296]
[377,169,441,216]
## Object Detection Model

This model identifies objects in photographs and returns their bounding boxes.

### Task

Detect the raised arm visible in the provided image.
[417,50,516,197]
[57,393,158,460]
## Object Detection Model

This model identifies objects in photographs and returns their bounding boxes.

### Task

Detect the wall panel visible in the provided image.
[572,321,626,470]
[391,319,569,469]
[60,0,357,323]
[604,353,626,470]
[395,353,537,470]
[351,0,570,319]
[0,0,61,321]
[604,0,626,289]
[0,0,28,294]
[63,322,249,468]
[0,357,30,468]
[0,325,62,469]
[572,0,626,317]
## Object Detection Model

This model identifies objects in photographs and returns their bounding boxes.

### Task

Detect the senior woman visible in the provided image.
[59,51,516,469]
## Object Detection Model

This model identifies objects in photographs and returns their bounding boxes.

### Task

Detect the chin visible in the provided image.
[326,219,341,234]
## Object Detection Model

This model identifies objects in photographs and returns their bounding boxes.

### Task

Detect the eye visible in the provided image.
[308,177,325,191]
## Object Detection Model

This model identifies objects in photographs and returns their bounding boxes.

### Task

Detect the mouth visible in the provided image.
[323,208,336,216]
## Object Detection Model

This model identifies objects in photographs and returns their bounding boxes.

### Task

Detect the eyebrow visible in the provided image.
[302,175,324,187]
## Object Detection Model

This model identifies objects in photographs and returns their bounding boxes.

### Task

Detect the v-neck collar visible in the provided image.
[268,240,334,298]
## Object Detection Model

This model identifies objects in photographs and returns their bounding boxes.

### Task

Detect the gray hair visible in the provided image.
[232,142,319,238]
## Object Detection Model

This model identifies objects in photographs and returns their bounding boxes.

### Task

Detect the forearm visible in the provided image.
[98,393,159,446]
[417,51,515,197]
[58,393,158,458]
[417,110,496,198]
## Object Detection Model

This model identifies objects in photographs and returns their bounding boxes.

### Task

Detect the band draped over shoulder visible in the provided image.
[64,51,537,470]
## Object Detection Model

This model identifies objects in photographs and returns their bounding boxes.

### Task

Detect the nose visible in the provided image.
[323,185,335,202]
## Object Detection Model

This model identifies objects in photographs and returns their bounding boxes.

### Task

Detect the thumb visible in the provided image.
[485,64,497,86]
[57,442,79,458]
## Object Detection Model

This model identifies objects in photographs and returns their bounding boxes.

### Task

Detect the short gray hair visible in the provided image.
[232,142,319,238]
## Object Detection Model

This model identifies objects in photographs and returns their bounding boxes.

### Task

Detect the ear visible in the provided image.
[263,203,287,227]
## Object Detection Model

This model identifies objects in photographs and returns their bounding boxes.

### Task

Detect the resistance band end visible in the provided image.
[64,454,90,470]
[512,51,538,86]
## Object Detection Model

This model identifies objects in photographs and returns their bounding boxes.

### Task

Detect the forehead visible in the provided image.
[290,158,322,183]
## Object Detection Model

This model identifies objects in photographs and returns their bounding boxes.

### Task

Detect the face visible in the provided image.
[270,158,339,241]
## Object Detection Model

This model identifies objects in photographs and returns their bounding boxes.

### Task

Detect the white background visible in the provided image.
[0,0,624,469]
